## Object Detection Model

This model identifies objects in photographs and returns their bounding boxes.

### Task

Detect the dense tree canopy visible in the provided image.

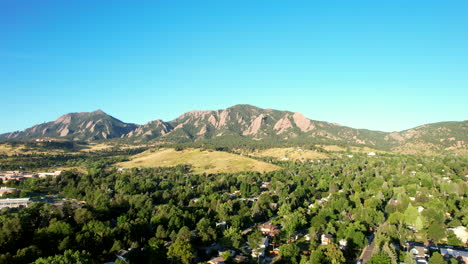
[0,150,466,263]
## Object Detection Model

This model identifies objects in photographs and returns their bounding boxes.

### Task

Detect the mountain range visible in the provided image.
[1,104,466,153]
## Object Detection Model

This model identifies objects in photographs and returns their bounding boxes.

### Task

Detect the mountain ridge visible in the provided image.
[1,104,466,153]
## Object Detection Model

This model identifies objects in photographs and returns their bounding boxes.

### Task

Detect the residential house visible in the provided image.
[260,182,270,189]
[439,247,468,263]
[207,256,225,264]
[321,234,333,245]
[339,239,348,250]
[251,237,269,258]
[406,242,429,264]
[0,187,19,197]
[259,223,281,237]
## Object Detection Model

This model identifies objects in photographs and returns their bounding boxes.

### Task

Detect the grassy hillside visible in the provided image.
[0,142,79,156]
[243,147,330,161]
[116,148,281,174]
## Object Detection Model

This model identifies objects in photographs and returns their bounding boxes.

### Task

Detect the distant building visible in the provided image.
[439,247,468,263]
[259,223,281,237]
[115,249,130,262]
[321,234,333,245]
[35,138,56,142]
[0,198,31,209]
[216,222,227,228]
[260,181,270,189]
[207,256,225,264]
[417,206,425,213]
[234,255,247,263]
[251,237,269,258]
[0,187,19,197]
[367,152,376,156]
[388,198,399,206]
[406,242,429,264]
[448,226,468,244]
[0,174,25,182]
[37,171,62,178]
[339,239,348,250]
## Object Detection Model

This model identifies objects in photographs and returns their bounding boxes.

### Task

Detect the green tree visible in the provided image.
[167,240,194,264]
[427,222,446,243]
[404,252,416,264]
[176,226,192,243]
[155,225,168,240]
[428,252,446,264]
[221,251,232,263]
[196,218,217,244]
[324,244,346,264]
[367,253,392,264]
[310,247,326,264]
[33,250,92,264]
[310,244,345,264]
[73,208,94,225]
[282,211,307,238]
[222,227,243,248]
[248,230,263,249]
[446,230,463,246]
[279,243,300,263]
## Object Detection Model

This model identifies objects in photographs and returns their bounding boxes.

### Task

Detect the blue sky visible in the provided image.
[1,0,467,133]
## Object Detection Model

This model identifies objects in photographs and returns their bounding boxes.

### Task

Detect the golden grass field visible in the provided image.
[78,143,113,152]
[319,144,387,154]
[0,143,68,156]
[245,147,330,161]
[319,145,347,152]
[0,144,23,155]
[116,148,281,174]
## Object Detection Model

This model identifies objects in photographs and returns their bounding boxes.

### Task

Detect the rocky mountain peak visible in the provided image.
[1,106,466,154]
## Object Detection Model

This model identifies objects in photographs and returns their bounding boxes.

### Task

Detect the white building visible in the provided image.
[0,198,31,209]
[251,236,269,258]
[0,187,18,197]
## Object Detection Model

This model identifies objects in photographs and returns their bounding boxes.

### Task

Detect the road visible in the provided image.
[358,233,375,263]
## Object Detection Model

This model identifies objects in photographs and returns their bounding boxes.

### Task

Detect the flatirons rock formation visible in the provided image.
[1,110,137,141]
[1,105,466,153]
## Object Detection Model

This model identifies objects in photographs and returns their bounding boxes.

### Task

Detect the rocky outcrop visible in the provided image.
[243,114,265,135]
[293,112,315,132]
[273,116,293,134]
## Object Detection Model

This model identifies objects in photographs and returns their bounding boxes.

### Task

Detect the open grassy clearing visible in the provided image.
[0,143,69,156]
[319,144,388,154]
[244,147,330,161]
[78,142,154,152]
[116,148,281,174]
[0,144,24,155]
[319,145,347,152]
[78,143,114,152]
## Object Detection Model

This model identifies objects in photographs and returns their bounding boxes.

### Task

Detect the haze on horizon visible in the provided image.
[1,0,467,134]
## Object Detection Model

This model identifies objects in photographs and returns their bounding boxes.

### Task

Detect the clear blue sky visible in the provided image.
[1,0,467,133]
